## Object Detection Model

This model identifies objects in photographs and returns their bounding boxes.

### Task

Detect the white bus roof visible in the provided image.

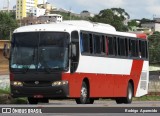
[14,20,136,38]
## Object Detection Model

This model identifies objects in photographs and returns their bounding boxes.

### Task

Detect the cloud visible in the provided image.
[1,0,160,19]
[48,0,126,13]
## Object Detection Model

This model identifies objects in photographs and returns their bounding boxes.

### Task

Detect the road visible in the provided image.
[1,100,160,116]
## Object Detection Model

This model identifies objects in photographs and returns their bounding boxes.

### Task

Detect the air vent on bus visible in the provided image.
[140,81,147,90]
[140,72,147,81]
[140,72,148,90]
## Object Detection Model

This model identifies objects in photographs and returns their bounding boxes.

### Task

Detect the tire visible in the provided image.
[124,83,133,104]
[87,98,94,104]
[115,83,133,104]
[76,82,90,104]
[116,98,124,104]
[28,97,38,104]
[39,98,49,103]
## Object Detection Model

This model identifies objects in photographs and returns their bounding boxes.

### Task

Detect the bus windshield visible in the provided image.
[10,32,69,72]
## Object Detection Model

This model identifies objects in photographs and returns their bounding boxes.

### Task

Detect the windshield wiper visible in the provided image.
[43,66,65,73]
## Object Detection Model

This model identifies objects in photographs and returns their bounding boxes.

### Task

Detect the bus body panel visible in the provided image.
[62,59,145,98]
[135,61,149,97]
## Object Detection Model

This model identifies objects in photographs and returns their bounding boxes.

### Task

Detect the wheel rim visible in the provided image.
[81,86,87,102]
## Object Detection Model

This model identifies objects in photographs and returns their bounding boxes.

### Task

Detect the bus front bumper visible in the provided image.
[11,84,69,98]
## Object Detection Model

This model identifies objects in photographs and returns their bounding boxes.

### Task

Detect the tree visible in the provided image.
[148,31,160,63]
[111,8,130,19]
[139,18,151,27]
[128,20,138,27]
[90,8,129,31]
[0,12,18,40]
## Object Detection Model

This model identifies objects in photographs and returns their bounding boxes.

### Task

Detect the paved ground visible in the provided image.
[1,101,160,116]
[0,75,9,89]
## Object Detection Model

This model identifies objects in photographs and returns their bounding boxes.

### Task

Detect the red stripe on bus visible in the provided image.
[62,60,143,98]
[136,33,147,40]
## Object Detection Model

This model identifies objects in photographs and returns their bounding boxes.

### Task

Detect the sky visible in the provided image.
[0,0,160,19]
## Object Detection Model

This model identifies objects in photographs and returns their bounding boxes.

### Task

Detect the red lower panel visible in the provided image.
[62,60,143,98]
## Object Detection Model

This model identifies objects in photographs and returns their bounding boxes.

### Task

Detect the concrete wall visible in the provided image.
[149,71,160,93]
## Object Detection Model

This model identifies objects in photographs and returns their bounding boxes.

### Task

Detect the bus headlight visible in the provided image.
[52,81,68,86]
[11,81,23,87]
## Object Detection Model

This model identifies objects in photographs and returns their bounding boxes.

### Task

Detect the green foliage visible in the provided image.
[148,31,160,63]
[128,20,138,27]
[133,95,160,101]
[11,98,28,104]
[139,18,151,27]
[140,18,151,24]
[111,8,130,19]
[90,8,129,31]
[0,12,18,40]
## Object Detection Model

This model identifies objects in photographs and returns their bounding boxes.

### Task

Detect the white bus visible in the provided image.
[5,20,149,104]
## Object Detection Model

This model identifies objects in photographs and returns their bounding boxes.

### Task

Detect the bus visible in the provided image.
[4,20,149,104]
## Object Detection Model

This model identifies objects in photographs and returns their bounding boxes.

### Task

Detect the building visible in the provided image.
[16,0,38,20]
[37,2,57,14]
[20,17,40,26]
[132,27,152,35]
[80,10,95,18]
[19,14,63,26]
[38,14,63,23]
[141,21,160,32]
[29,7,46,17]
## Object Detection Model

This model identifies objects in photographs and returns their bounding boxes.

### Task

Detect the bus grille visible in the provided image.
[23,81,52,87]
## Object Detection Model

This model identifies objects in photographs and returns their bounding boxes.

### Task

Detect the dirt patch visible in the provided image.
[0,59,9,75]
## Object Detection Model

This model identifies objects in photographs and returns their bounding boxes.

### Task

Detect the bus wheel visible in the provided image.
[87,98,94,104]
[115,98,123,104]
[28,97,38,104]
[124,82,133,104]
[75,82,88,104]
[39,98,49,103]
[116,83,133,104]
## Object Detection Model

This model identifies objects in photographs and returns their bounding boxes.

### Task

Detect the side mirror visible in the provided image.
[3,43,10,59]
[71,44,76,57]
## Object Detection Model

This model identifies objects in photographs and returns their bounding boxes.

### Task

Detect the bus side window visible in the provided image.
[89,34,93,54]
[93,35,101,54]
[117,37,127,57]
[141,41,147,58]
[106,36,109,55]
[125,38,129,57]
[101,35,106,55]
[128,39,131,57]
[139,40,142,58]
[81,33,90,53]
[114,37,117,56]
[108,36,114,55]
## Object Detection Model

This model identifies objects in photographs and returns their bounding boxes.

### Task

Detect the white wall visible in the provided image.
[29,7,46,17]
